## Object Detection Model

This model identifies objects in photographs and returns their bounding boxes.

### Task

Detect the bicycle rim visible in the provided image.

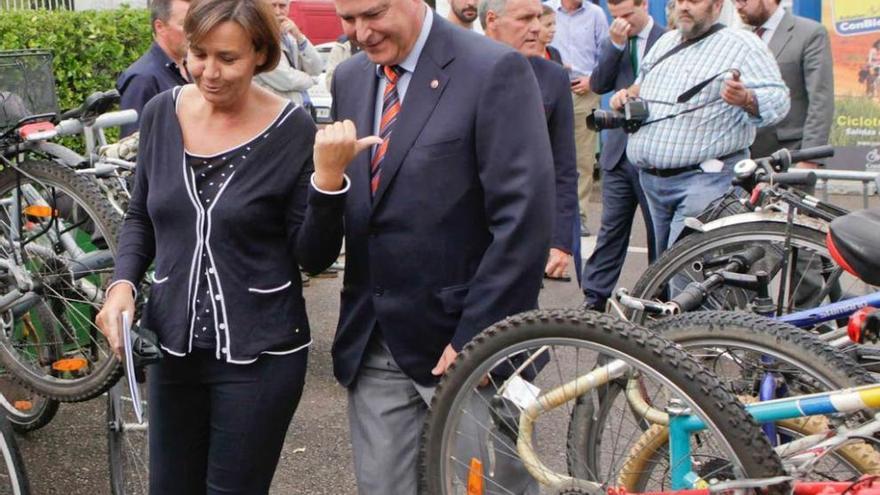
[107,378,149,495]
[0,415,30,494]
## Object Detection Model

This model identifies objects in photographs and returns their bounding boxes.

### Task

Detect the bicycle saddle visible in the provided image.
[828,208,880,286]
[59,89,120,121]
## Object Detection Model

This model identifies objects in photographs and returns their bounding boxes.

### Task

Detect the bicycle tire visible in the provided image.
[107,379,148,495]
[0,414,31,494]
[0,159,123,402]
[566,311,876,482]
[628,222,871,321]
[419,309,786,494]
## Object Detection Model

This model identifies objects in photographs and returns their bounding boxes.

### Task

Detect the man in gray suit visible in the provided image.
[736,0,833,168]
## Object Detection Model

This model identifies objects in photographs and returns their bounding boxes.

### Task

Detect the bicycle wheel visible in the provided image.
[0,414,31,494]
[567,311,876,482]
[107,378,148,495]
[629,222,874,322]
[0,379,57,433]
[0,301,59,432]
[419,310,786,494]
[0,159,123,401]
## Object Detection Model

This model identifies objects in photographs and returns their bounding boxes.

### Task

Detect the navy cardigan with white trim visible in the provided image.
[112,87,344,363]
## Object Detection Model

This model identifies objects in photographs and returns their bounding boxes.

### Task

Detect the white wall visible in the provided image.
[75,0,146,10]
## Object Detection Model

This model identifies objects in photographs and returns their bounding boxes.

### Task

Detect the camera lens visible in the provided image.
[586,109,626,132]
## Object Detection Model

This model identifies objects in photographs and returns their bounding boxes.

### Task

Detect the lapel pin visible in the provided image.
[430,79,439,89]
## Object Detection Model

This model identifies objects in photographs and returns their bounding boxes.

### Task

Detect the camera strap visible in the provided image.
[638,24,734,128]
[647,23,726,75]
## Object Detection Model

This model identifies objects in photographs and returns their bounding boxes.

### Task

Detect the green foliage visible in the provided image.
[0,7,152,112]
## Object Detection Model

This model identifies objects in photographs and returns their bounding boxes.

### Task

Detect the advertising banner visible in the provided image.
[824,0,880,170]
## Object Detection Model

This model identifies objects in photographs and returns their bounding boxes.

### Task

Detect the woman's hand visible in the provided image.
[95,283,136,360]
[313,120,382,191]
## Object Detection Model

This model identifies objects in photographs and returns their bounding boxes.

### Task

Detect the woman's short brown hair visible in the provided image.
[184,0,281,75]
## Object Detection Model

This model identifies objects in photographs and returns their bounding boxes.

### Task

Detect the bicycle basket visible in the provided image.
[694,189,752,224]
[0,50,58,132]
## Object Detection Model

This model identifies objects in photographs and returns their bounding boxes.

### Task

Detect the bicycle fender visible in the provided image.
[29,141,86,167]
[682,211,829,236]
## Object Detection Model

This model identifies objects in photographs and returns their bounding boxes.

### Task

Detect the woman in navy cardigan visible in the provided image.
[95,0,345,491]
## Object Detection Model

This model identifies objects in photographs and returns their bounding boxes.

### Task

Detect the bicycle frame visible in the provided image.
[509,352,880,493]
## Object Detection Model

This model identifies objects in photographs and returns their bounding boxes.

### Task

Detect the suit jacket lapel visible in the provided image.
[647,23,664,52]
[768,10,795,58]
[371,17,453,208]
[352,56,379,203]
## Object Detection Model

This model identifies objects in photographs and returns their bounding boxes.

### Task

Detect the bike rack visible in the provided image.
[786,169,880,209]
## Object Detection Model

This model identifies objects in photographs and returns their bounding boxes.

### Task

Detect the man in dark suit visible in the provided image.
[736,0,833,168]
[482,0,578,280]
[581,0,662,310]
[324,0,555,490]
[116,0,189,137]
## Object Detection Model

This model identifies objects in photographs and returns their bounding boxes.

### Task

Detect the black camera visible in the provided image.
[585,98,650,134]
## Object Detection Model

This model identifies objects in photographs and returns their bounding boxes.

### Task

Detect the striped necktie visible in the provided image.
[371,65,404,196]
[754,26,767,40]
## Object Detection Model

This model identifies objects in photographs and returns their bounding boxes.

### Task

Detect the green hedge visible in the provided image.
[0,7,152,112]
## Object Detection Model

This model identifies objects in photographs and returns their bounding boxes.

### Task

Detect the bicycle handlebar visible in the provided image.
[759,171,818,188]
[787,145,834,164]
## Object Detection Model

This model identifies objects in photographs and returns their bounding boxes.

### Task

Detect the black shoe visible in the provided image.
[582,300,605,312]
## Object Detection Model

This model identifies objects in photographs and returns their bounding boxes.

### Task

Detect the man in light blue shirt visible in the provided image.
[612,0,788,254]
[547,0,608,236]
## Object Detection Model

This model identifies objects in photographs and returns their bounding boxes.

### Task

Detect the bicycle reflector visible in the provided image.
[13,401,32,412]
[52,357,88,373]
[848,307,880,344]
[17,121,56,141]
[23,205,58,218]
[467,458,484,495]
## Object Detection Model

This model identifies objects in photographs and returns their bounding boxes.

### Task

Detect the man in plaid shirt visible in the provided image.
[613,0,789,255]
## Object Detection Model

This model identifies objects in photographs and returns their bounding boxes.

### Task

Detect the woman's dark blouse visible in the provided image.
[112,86,345,364]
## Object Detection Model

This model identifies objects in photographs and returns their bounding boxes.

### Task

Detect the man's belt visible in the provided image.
[642,150,746,178]
[642,164,702,178]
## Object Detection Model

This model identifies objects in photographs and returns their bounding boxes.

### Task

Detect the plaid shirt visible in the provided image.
[627,26,789,169]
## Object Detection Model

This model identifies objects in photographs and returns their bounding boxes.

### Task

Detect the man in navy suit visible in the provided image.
[482,0,578,280]
[581,0,662,310]
[324,0,555,490]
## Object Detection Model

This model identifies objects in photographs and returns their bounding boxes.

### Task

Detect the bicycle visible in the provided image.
[627,146,875,325]
[563,206,880,479]
[419,306,880,494]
